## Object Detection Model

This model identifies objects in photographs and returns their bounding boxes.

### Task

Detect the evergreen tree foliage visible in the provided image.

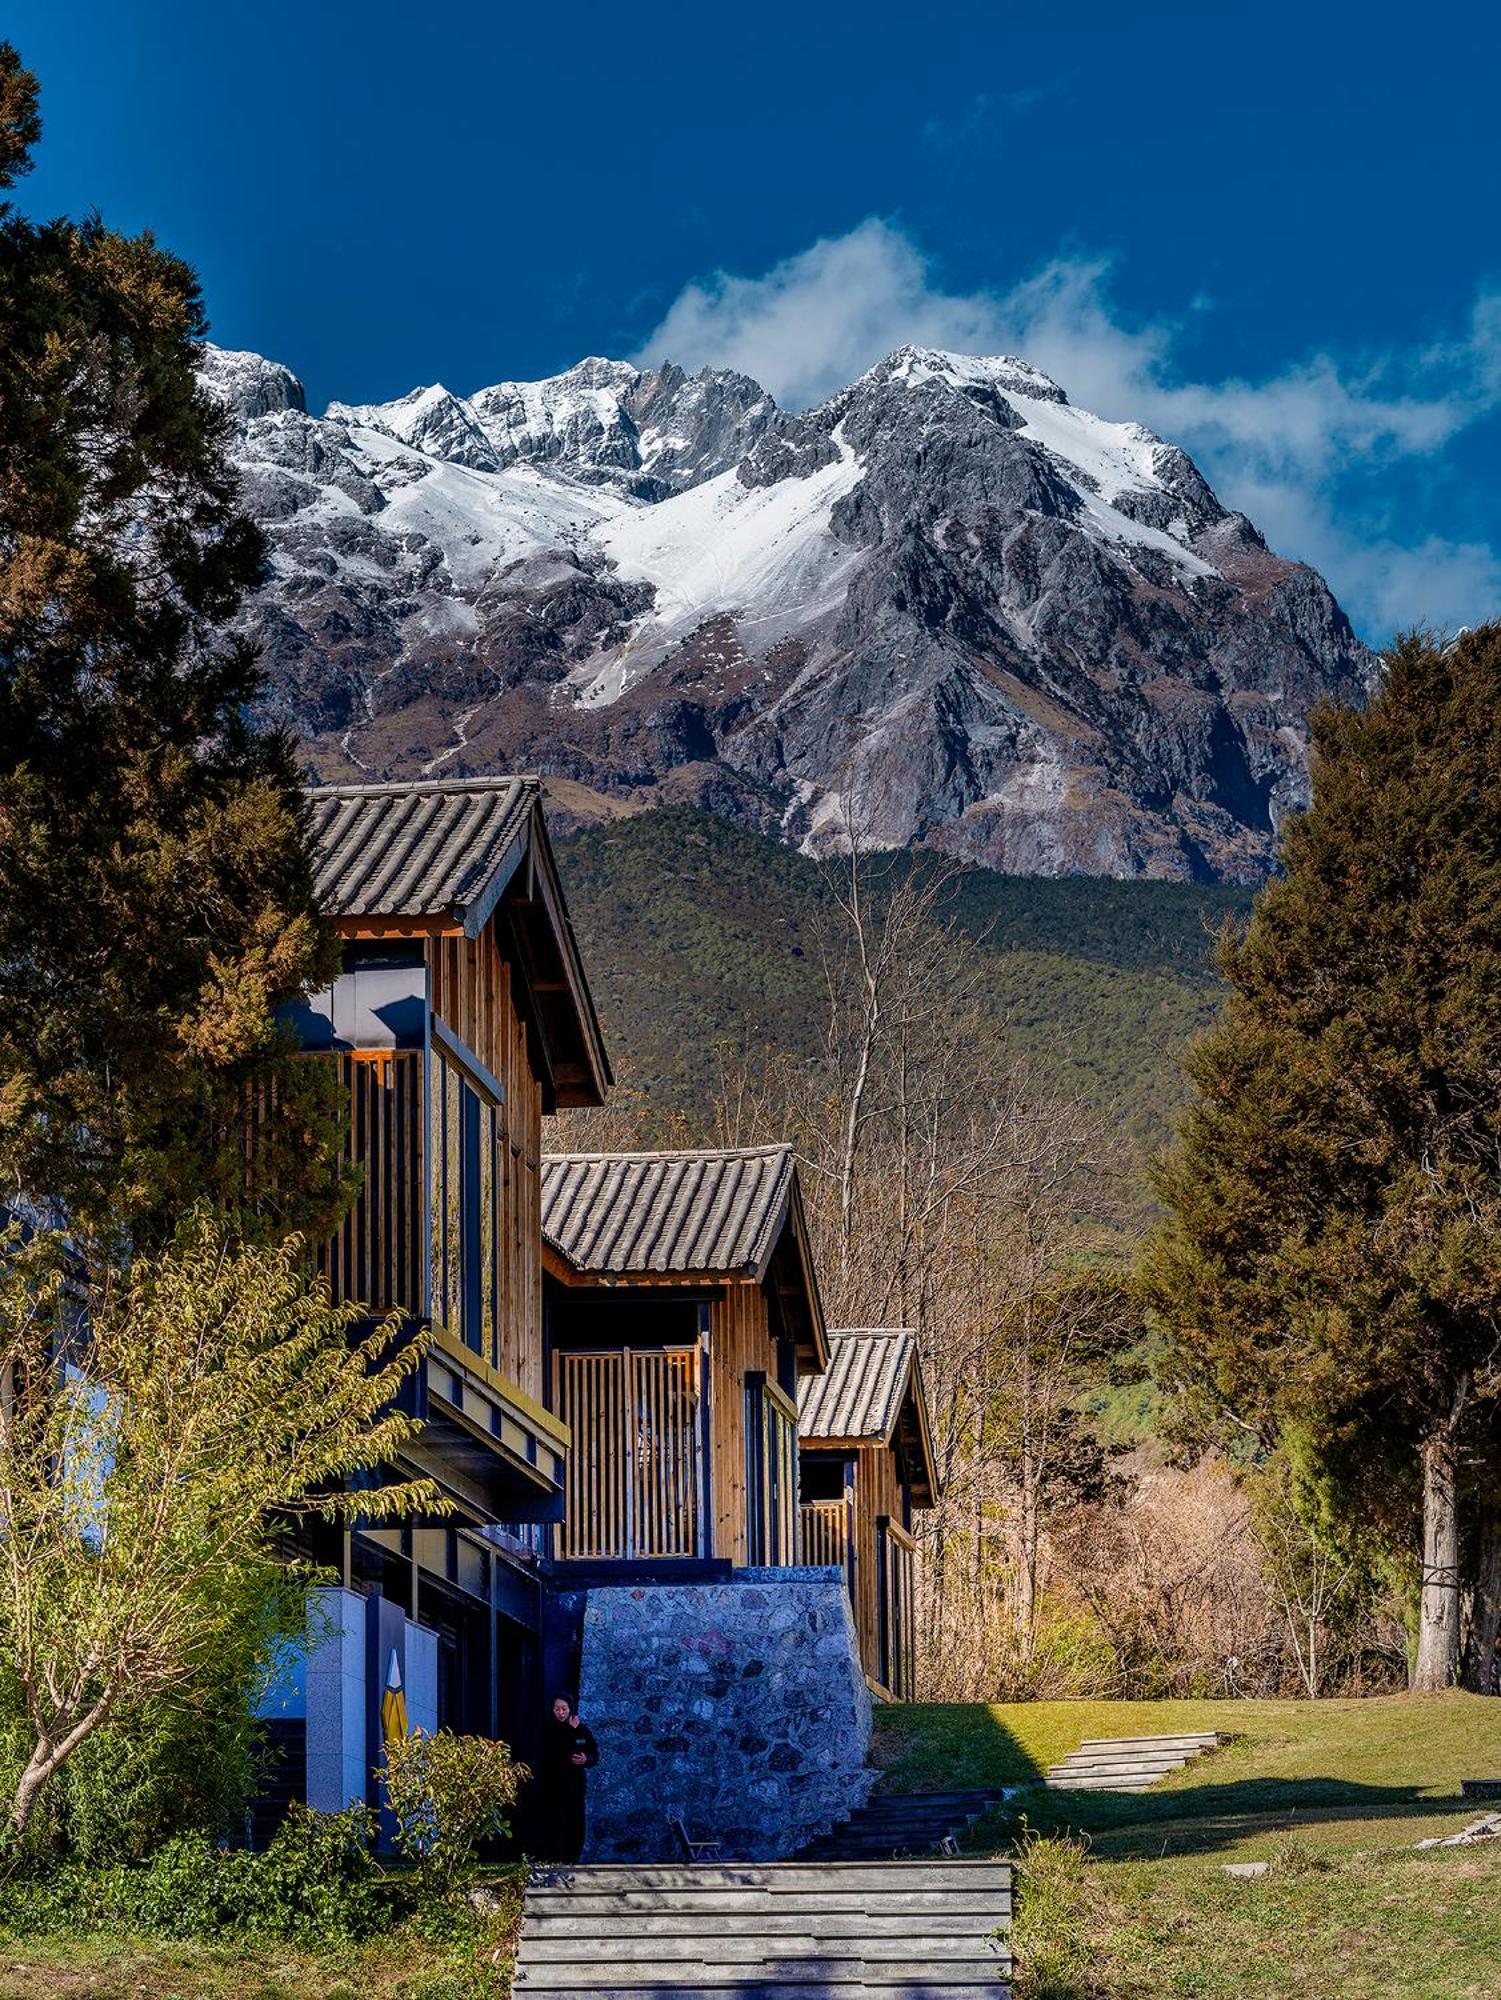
[0,47,341,1249]
[1146,627,1501,1691]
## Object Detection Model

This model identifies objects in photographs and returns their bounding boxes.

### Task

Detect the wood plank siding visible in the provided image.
[322,1050,425,1314]
[709,1281,783,1566]
[800,1439,913,1696]
[315,927,546,1407]
[854,1441,902,1690]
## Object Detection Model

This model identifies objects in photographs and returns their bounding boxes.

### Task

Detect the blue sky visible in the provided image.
[8,0,1499,640]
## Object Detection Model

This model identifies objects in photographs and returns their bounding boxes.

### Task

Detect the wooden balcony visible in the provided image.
[877,1516,918,1700]
[554,1346,704,1563]
[801,1496,854,1574]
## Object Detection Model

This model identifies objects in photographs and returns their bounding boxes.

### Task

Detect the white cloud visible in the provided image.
[632,221,1501,639]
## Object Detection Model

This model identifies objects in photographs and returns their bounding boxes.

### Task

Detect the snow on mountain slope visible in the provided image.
[337,426,627,586]
[203,340,1375,883]
[584,429,865,699]
[882,346,1166,504]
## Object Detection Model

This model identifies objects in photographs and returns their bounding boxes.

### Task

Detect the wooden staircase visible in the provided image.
[797,1791,1008,1860]
[1043,1732,1226,1793]
[513,1860,1013,1997]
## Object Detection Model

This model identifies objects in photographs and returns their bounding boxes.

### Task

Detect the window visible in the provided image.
[427,1035,505,1361]
[745,1372,799,1567]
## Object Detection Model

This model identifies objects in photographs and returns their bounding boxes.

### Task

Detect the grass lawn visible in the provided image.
[1082,1842,1501,1999]
[876,1691,1501,1853]
[878,1694,1501,1996]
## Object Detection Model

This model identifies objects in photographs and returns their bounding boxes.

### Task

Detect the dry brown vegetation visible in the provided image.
[561,836,1410,1701]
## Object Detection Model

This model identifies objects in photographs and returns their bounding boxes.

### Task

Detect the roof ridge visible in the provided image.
[827,1326,915,1338]
[542,1143,791,1166]
[309,773,539,800]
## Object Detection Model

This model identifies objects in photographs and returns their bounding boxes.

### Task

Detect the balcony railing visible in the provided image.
[877,1516,918,1700]
[554,1346,703,1562]
[801,1497,853,1573]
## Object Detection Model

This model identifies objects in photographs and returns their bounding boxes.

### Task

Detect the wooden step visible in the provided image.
[1074,1733,1223,1751]
[516,1976,1012,1992]
[526,1912,1008,1940]
[530,1862,1007,1893]
[515,1859,1012,1997]
[514,1967,1009,1993]
[1043,1732,1224,1793]
[795,1789,1005,1862]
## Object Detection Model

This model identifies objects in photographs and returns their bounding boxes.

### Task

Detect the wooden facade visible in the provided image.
[541,1147,827,1575]
[710,1280,799,1568]
[798,1329,937,1700]
[300,777,610,1531]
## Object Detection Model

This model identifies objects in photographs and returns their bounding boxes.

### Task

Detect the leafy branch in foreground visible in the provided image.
[0,1213,442,1839]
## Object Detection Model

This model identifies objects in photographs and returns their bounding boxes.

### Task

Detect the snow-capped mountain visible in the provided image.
[201,340,1375,882]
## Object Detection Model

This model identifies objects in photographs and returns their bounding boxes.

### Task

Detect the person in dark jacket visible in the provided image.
[538,1693,599,1861]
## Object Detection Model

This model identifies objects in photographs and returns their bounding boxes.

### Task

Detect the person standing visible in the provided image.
[539,1693,599,1862]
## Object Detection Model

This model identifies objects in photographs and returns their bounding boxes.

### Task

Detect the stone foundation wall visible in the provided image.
[577,1567,875,1861]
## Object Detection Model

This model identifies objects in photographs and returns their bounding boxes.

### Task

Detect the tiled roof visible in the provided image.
[798,1329,917,1443]
[309,775,537,933]
[541,1145,797,1278]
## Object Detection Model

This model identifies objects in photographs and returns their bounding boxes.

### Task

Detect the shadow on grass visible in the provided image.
[971,1775,1480,1862]
[873,1702,1049,1793]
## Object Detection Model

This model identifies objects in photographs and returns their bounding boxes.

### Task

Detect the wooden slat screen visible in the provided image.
[321,1051,424,1315]
[801,1497,853,1576]
[554,1347,702,1561]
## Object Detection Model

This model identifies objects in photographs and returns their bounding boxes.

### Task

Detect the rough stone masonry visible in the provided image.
[577,1568,876,1860]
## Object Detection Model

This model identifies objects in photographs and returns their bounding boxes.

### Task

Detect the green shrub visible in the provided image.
[383,1730,526,1895]
[0,1562,308,1866]
[236,1802,387,1940]
[0,1804,387,1944]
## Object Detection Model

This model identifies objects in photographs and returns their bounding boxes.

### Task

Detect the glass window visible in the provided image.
[427,1046,505,1364]
[746,1374,799,1567]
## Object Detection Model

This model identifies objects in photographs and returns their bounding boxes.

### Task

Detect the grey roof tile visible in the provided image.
[309,775,536,928]
[798,1328,916,1442]
[541,1145,796,1277]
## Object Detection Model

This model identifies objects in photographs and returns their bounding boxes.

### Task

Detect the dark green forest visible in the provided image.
[554,808,1251,1155]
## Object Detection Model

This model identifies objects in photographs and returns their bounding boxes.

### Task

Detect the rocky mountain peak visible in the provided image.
[201,336,1375,884]
[865,344,1071,406]
[198,344,306,421]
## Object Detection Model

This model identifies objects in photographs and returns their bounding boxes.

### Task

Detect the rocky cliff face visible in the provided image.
[202,340,1375,882]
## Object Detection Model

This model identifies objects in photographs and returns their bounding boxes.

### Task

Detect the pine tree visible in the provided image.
[0,47,342,1250]
[1146,627,1501,1693]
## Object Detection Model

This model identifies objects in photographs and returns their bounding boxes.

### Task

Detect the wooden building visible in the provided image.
[273,775,611,1799]
[540,1146,828,1574]
[267,776,927,1847]
[797,1329,937,1700]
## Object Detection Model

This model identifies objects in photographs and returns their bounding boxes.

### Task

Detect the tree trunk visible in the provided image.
[1463,1495,1501,1695]
[10,1749,55,1839]
[1413,1426,1462,1692]
[1016,1470,1039,1663]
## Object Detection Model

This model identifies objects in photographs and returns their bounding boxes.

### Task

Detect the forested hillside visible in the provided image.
[554,807,1250,1156]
